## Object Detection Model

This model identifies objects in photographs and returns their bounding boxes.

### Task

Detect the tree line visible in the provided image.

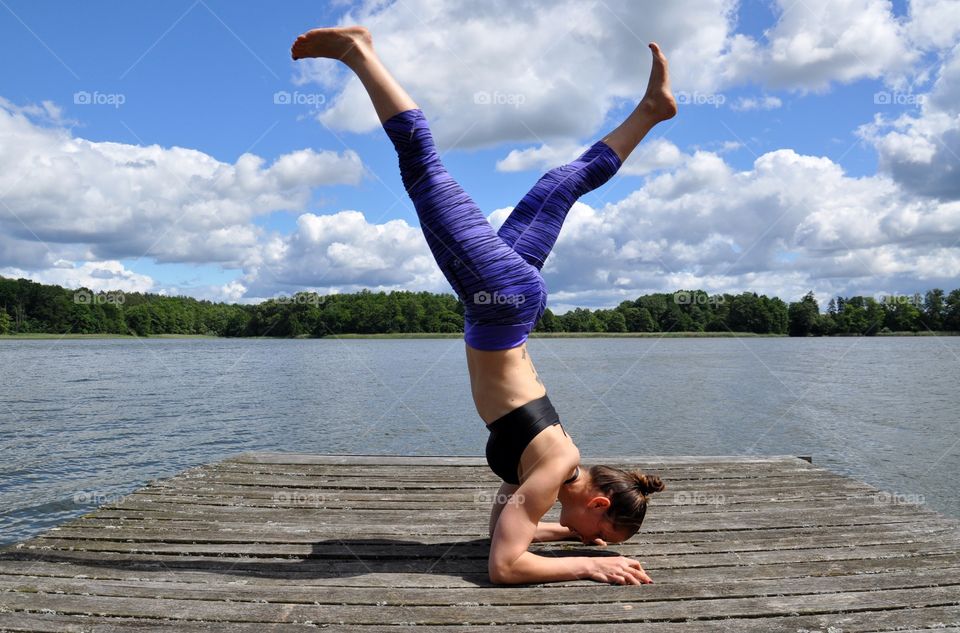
[1,276,958,338]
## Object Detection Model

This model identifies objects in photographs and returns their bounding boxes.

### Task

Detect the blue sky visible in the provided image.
[1,0,958,312]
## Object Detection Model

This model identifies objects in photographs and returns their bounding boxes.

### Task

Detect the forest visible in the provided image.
[1,276,958,338]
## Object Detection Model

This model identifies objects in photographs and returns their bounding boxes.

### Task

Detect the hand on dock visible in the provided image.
[587,555,653,585]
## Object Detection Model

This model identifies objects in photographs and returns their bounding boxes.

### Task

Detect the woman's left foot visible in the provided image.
[639,42,677,122]
[290,26,373,65]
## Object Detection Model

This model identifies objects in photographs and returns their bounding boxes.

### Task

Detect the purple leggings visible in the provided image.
[382,108,621,350]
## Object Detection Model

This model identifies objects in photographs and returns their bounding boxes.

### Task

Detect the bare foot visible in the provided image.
[639,42,677,122]
[290,26,373,65]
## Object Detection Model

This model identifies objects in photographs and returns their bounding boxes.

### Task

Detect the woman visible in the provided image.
[292,25,675,586]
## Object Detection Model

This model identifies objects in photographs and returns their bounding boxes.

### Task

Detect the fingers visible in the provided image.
[592,538,608,547]
[622,558,653,584]
[593,558,653,585]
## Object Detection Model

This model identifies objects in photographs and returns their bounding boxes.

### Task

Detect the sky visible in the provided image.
[1,0,959,314]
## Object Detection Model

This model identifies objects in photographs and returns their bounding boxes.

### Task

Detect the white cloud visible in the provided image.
[531,146,960,305]
[305,0,745,147]
[906,0,960,50]
[241,210,446,298]
[731,95,783,111]
[726,0,919,92]
[495,142,589,173]
[496,138,685,176]
[0,100,366,270]
[858,43,960,200]
[0,260,154,293]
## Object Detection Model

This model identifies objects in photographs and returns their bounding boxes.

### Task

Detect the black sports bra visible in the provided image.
[484,394,578,485]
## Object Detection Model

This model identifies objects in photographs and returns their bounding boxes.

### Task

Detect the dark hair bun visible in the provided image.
[632,472,665,496]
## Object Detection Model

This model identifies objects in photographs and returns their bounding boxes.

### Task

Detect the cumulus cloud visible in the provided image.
[0,100,366,272]
[240,210,446,299]
[906,0,960,50]
[302,0,745,147]
[529,146,960,306]
[496,138,685,176]
[0,260,154,293]
[858,43,960,201]
[731,95,783,111]
[726,0,919,92]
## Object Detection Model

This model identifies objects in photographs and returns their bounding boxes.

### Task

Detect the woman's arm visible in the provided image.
[532,522,576,542]
[488,482,520,538]
[489,485,573,542]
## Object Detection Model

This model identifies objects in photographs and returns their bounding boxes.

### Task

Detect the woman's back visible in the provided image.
[466,342,546,423]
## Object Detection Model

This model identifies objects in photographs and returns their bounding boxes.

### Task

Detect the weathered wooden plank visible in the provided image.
[8,541,959,576]
[115,484,876,505]
[157,466,843,486]
[226,453,810,466]
[3,551,959,587]
[0,608,956,633]
[50,515,952,542]
[206,461,823,478]
[31,524,959,559]
[52,503,944,533]
[3,567,959,605]
[143,477,879,500]
[2,584,959,624]
[95,490,883,518]
[87,494,935,521]
[0,606,957,633]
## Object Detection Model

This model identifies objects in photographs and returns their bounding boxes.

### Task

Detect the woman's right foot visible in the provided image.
[638,42,677,122]
[290,26,373,64]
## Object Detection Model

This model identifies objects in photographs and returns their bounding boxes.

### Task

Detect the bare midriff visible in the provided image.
[465,341,547,424]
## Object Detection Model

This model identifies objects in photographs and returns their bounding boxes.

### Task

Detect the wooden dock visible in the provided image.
[1,453,959,631]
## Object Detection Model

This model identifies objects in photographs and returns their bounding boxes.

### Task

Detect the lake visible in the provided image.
[1,336,957,546]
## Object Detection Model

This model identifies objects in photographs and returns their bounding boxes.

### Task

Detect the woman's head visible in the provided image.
[558,465,665,545]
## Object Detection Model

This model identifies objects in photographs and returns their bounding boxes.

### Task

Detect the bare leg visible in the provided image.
[600,42,678,163]
[291,26,418,124]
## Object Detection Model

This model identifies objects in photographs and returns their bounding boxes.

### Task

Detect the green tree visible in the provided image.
[0,308,11,334]
[883,296,922,332]
[599,309,627,332]
[922,289,945,330]
[125,304,154,336]
[944,289,960,331]
[788,292,820,336]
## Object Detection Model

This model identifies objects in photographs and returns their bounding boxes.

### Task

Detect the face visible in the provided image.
[559,497,631,545]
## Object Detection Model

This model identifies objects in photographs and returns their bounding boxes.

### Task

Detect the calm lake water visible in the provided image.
[1,336,958,546]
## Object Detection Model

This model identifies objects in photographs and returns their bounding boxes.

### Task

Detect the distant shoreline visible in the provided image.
[2,331,957,340]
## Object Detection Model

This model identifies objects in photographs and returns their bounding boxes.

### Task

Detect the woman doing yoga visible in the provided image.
[292,26,676,586]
